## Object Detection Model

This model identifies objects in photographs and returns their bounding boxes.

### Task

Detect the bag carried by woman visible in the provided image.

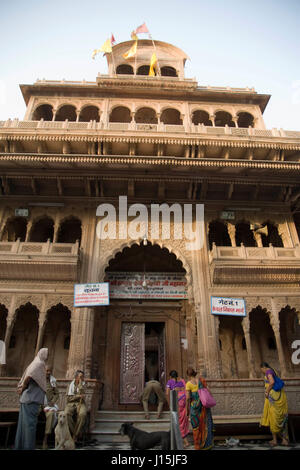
[198,380,216,408]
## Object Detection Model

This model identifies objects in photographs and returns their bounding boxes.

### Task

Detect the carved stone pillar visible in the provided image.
[227,223,236,247]
[66,307,84,379]
[0,302,15,376]
[35,311,47,355]
[269,310,288,377]
[241,316,256,378]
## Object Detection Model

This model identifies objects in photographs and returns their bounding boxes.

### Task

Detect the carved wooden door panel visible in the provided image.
[120,322,145,404]
[158,325,166,389]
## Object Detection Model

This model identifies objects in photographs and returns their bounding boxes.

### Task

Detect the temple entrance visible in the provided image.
[95,241,190,410]
[119,321,165,404]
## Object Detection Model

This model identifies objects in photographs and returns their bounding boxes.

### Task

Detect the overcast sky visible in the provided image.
[0,0,299,130]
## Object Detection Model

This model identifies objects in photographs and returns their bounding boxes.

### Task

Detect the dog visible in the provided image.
[120,422,170,450]
[54,411,75,450]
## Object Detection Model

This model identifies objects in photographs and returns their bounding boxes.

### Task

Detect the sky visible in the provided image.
[0,0,299,130]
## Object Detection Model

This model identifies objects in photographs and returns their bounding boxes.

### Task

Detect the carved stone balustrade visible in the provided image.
[209,245,300,284]
[0,240,80,281]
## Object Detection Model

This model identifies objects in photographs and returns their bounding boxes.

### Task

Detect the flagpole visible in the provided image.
[135,40,138,75]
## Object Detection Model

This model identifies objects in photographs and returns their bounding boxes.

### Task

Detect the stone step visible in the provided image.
[91,410,171,444]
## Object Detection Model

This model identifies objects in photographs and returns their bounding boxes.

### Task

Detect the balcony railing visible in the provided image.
[0,239,79,256]
[1,118,300,139]
[209,243,300,264]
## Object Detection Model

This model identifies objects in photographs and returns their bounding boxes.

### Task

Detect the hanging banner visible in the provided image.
[106,272,188,299]
[211,296,246,316]
[74,283,110,307]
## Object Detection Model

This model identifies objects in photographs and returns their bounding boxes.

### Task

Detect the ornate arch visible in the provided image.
[98,237,193,301]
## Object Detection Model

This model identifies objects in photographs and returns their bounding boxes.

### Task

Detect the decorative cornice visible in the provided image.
[0,153,300,171]
[1,133,300,151]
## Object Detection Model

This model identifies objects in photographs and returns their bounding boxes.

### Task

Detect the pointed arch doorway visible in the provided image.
[97,241,189,410]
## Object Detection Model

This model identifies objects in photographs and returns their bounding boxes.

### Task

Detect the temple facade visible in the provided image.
[0,39,300,418]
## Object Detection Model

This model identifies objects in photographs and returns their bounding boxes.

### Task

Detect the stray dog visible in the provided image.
[120,422,170,450]
[54,411,75,450]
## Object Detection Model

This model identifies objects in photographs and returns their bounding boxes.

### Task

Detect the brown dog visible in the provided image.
[55,411,75,450]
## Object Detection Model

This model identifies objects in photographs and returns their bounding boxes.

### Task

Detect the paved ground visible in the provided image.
[78,438,300,451]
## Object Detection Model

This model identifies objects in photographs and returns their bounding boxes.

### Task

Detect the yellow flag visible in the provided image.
[123,40,137,59]
[100,38,112,54]
[92,38,112,59]
[131,31,138,41]
[149,52,157,76]
[92,48,101,60]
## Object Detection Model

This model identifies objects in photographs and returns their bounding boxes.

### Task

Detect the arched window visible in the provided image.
[79,106,100,122]
[237,112,254,128]
[215,111,235,127]
[43,303,71,378]
[6,303,39,377]
[192,110,212,126]
[208,221,231,250]
[32,104,53,121]
[161,66,177,77]
[137,65,150,75]
[109,106,131,123]
[55,105,77,122]
[29,217,54,242]
[260,222,283,247]
[160,108,182,125]
[235,222,256,247]
[135,107,158,124]
[1,217,27,242]
[57,217,82,244]
[116,64,134,75]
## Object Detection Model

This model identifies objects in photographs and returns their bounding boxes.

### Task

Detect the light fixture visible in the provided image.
[143,237,148,246]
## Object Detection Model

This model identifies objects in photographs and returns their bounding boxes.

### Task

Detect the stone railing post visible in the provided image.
[241,316,256,378]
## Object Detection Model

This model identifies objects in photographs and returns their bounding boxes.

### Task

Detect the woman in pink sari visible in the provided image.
[166,370,190,448]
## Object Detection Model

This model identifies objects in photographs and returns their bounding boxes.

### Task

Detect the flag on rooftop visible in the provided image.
[149,52,157,76]
[123,40,138,59]
[92,38,113,59]
[133,22,149,35]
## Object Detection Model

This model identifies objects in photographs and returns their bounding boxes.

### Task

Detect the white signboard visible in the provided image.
[74,283,110,307]
[211,296,246,316]
[106,272,187,299]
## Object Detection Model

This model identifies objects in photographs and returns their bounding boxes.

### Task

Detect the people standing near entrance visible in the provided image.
[142,377,166,419]
[260,362,289,447]
[14,348,48,450]
[185,367,214,450]
[42,366,59,449]
[166,370,190,448]
[65,370,87,444]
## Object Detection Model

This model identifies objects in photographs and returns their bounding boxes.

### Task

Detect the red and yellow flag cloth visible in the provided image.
[123,40,138,59]
[149,52,157,76]
[92,35,115,59]
[134,22,149,34]
[131,22,149,40]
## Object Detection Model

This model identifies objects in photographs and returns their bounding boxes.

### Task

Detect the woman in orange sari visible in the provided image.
[185,367,214,450]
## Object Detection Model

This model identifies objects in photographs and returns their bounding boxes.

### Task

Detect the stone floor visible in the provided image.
[78,437,300,451]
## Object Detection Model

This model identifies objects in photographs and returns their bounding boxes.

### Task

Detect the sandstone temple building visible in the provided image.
[0,39,300,423]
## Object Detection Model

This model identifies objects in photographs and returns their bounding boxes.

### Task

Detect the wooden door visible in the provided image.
[120,322,145,404]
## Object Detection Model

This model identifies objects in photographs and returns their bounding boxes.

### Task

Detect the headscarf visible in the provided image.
[18,348,48,392]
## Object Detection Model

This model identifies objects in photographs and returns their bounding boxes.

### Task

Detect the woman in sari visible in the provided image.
[166,370,190,448]
[260,362,289,447]
[185,367,214,450]
[14,348,48,450]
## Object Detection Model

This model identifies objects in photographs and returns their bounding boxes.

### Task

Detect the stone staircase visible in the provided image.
[90,410,171,445]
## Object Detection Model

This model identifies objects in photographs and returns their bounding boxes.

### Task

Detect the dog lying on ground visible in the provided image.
[120,422,170,450]
[54,411,75,450]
